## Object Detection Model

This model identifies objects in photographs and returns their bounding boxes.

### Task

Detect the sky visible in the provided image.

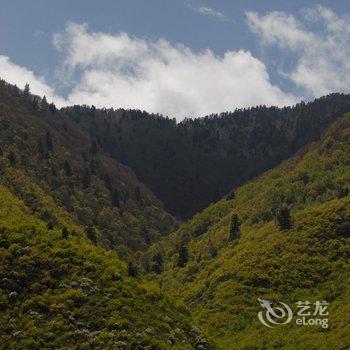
[1,0,350,120]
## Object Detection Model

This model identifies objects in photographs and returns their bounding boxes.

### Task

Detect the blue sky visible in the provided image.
[1,0,350,119]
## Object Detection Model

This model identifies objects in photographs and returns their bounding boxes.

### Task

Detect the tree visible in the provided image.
[61,227,69,239]
[276,206,292,230]
[177,243,189,268]
[128,261,139,277]
[111,188,120,207]
[63,160,72,177]
[32,97,39,110]
[141,226,150,245]
[45,130,53,152]
[227,189,235,200]
[82,168,91,189]
[37,138,44,156]
[229,213,241,240]
[41,96,48,112]
[86,226,97,244]
[7,151,16,166]
[49,102,57,113]
[90,139,98,155]
[135,186,142,203]
[151,251,164,274]
[23,83,30,98]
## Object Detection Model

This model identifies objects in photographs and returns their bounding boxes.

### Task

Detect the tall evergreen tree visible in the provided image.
[23,83,30,98]
[86,226,97,244]
[41,96,48,112]
[276,206,292,230]
[177,243,189,268]
[111,188,120,207]
[152,251,164,274]
[82,168,91,189]
[7,151,16,166]
[127,261,139,277]
[45,130,53,152]
[61,227,69,239]
[90,139,98,155]
[229,213,241,240]
[63,160,72,177]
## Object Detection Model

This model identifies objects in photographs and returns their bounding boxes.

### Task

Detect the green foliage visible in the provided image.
[153,114,350,349]
[229,213,241,240]
[276,206,292,230]
[177,244,189,268]
[0,185,203,349]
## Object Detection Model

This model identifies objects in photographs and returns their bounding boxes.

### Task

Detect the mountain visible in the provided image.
[63,94,350,218]
[0,78,349,349]
[147,114,350,349]
[0,184,208,349]
[0,80,177,253]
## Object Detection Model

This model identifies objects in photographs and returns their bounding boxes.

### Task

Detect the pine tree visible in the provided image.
[141,226,150,245]
[23,83,30,98]
[111,188,120,207]
[128,261,139,277]
[63,160,72,177]
[49,102,57,113]
[90,139,98,155]
[86,226,97,244]
[152,252,164,274]
[37,138,44,156]
[7,151,16,166]
[82,168,91,189]
[61,227,69,239]
[45,130,53,152]
[32,97,39,110]
[135,186,142,203]
[276,206,292,230]
[177,243,189,268]
[41,96,48,112]
[229,213,241,240]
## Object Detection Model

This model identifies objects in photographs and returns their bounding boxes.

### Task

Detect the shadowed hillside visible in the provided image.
[63,94,350,218]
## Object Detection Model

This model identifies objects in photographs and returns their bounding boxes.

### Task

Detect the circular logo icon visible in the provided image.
[258,298,293,328]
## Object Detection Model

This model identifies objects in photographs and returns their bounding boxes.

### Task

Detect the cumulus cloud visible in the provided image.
[246,6,350,97]
[53,22,296,119]
[0,55,66,106]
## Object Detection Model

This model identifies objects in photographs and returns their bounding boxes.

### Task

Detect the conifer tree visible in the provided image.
[63,160,72,177]
[23,83,30,98]
[128,261,139,277]
[82,168,91,189]
[229,213,241,240]
[86,226,97,244]
[276,206,292,230]
[152,251,164,274]
[111,188,120,207]
[7,151,16,166]
[62,227,69,239]
[41,96,48,112]
[45,130,53,152]
[177,243,189,267]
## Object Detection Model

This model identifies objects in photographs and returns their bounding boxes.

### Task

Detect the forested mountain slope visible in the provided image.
[145,114,350,349]
[0,80,177,253]
[63,94,350,218]
[0,185,208,349]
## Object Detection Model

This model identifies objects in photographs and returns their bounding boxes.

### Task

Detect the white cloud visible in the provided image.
[53,23,296,119]
[190,4,226,20]
[246,6,350,97]
[0,55,66,106]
